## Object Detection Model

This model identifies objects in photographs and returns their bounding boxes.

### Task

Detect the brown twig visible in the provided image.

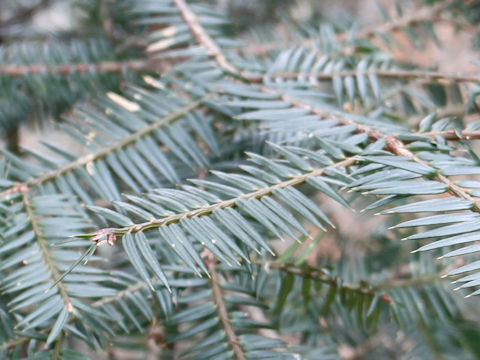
[205,251,246,360]
[0,59,164,77]
[256,69,480,85]
[264,261,393,305]
[172,0,263,82]
[418,129,480,140]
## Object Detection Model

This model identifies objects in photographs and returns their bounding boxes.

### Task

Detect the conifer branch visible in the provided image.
[335,0,456,42]
[206,251,247,360]
[264,262,393,305]
[418,129,480,140]
[0,337,29,352]
[383,135,479,206]
[374,274,444,290]
[21,190,73,313]
[0,59,164,77]
[244,0,456,56]
[144,1,480,217]
[259,69,480,85]
[173,0,238,75]
[271,90,480,211]
[172,0,263,82]
[0,99,204,199]
[91,280,152,308]
[94,156,357,238]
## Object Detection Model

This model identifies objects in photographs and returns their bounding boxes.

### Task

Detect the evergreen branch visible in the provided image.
[0,59,164,77]
[94,156,357,239]
[244,0,455,56]
[264,261,393,305]
[418,129,480,141]
[21,190,73,313]
[162,2,479,216]
[257,69,480,85]
[173,0,238,75]
[384,136,480,210]
[172,0,477,89]
[0,336,29,352]
[264,89,480,211]
[206,251,247,360]
[374,274,443,291]
[284,264,445,294]
[172,0,263,82]
[0,99,204,199]
[335,0,456,42]
[91,280,151,308]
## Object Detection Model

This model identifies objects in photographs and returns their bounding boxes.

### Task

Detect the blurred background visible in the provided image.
[1,0,479,155]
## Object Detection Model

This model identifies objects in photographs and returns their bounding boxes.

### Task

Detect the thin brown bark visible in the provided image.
[206,252,247,360]
[0,59,164,77]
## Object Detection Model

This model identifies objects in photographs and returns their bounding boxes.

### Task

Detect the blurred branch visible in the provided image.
[0,99,202,199]
[418,129,480,141]
[173,0,238,74]
[0,58,166,76]
[206,251,247,360]
[258,69,480,84]
[244,0,457,56]
[264,261,394,305]
[171,0,480,216]
[335,0,456,42]
[0,0,51,27]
